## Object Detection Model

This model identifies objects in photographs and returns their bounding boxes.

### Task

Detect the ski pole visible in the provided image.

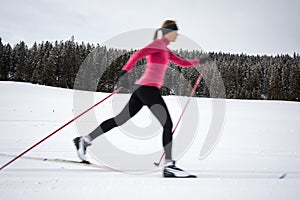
[154,65,207,167]
[0,87,122,171]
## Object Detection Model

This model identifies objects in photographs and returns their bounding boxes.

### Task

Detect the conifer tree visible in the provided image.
[0,38,5,80]
[12,41,28,82]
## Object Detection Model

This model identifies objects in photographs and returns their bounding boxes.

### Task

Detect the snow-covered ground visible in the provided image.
[1,81,300,200]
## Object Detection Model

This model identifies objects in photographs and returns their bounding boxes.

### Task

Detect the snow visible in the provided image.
[1,81,300,200]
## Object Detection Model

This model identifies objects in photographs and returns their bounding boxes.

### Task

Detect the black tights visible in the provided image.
[88,85,173,160]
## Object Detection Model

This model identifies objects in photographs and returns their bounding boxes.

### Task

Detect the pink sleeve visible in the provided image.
[169,51,200,68]
[122,42,160,72]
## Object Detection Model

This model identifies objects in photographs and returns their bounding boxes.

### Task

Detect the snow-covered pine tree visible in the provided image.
[0,38,4,80]
[12,41,28,82]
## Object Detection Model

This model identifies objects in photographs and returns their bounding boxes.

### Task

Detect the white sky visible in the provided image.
[0,0,299,55]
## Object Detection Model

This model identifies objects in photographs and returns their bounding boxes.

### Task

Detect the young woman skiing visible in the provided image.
[73,20,200,178]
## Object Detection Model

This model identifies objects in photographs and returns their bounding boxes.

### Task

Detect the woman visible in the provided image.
[74,20,199,178]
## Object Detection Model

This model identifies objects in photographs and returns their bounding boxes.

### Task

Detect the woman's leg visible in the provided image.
[135,86,173,160]
[150,97,173,161]
[88,91,144,141]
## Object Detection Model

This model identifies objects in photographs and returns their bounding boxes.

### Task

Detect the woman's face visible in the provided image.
[165,30,178,42]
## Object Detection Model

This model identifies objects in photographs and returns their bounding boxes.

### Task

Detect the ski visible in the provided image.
[195,171,287,179]
[0,153,113,171]
[0,153,288,179]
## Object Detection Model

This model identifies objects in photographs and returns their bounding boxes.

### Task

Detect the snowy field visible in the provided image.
[1,81,300,200]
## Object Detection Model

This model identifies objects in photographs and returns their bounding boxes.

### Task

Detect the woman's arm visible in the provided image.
[122,41,161,72]
[169,51,200,67]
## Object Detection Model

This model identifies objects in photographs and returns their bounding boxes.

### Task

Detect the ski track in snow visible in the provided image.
[1,81,300,200]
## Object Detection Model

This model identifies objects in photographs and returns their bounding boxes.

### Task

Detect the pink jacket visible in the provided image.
[122,37,200,88]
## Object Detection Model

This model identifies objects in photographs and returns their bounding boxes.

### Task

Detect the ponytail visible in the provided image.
[153,28,161,40]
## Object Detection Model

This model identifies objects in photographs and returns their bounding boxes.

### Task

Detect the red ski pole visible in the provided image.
[154,65,207,166]
[0,87,122,171]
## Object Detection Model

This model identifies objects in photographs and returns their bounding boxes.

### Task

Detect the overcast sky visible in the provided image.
[1,0,299,55]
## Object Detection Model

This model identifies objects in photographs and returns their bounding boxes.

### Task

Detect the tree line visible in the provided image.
[0,37,299,102]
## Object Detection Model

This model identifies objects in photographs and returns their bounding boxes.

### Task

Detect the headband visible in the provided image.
[161,24,179,35]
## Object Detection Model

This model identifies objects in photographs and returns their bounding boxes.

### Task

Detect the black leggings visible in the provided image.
[88,85,173,160]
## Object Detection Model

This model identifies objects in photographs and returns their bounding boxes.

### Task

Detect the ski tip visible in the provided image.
[279,173,287,179]
[154,162,160,167]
